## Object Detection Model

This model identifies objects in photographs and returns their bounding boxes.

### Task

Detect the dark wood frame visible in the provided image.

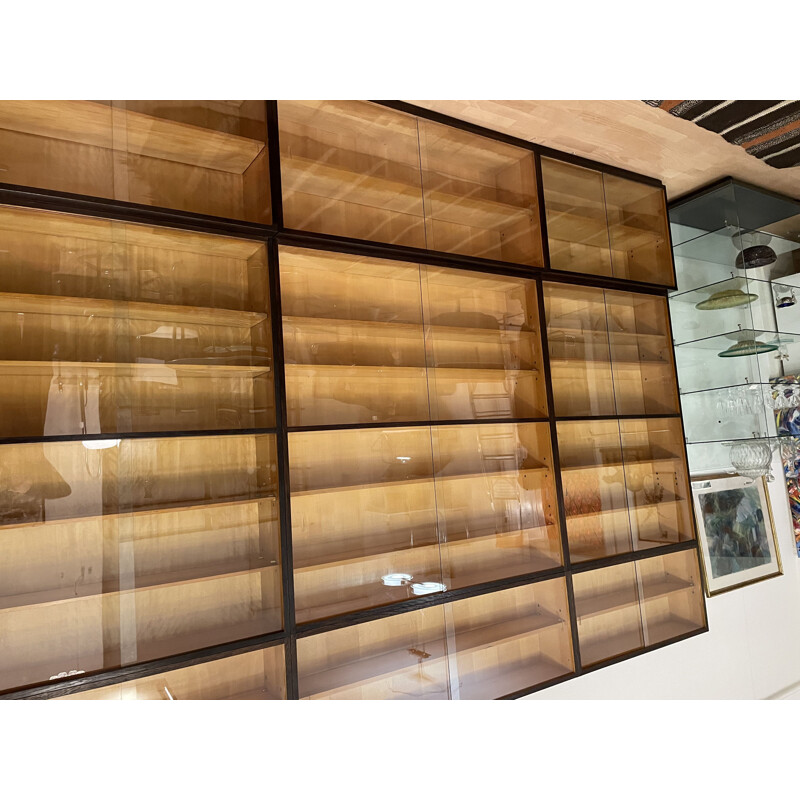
[0,100,708,700]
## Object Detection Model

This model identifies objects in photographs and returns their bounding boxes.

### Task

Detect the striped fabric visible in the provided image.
[643,100,800,169]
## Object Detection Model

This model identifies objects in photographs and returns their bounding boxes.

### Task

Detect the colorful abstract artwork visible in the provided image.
[772,375,800,557]
[692,474,782,595]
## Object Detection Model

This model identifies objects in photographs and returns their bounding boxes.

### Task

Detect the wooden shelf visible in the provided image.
[0,565,282,691]
[0,204,265,260]
[281,155,534,232]
[577,575,693,620]
[0,497,279,611]
[0,359,269,378]
[293,522,558,572]
[0,292,267,329]
[299,608,563,698]
[0,562,280,613]
[456,653,571,700]
[0,101,265,174]
[645,614,701,644]
[580,627,643,666]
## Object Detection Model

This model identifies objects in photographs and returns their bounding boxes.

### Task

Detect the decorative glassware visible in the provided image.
[723,439,775,482]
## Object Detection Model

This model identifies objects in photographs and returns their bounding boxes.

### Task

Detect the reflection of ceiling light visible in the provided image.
[411,582,446,596]
[396,456,411,462]
[382,573,413,586]
[82,439,122,450]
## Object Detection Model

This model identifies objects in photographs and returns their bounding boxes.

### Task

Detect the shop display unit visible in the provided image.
[0,100,706,701]
[669,179,800,475]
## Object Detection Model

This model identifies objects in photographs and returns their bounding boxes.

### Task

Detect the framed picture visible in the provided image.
[691,474,783,596]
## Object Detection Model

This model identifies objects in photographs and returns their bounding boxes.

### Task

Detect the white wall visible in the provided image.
[529,452,800,700]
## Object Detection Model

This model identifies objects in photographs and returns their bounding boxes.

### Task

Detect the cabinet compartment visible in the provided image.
[558,418,694,562]
[446,580,573,699]
[418,118,543,265]
[59,645,286,700]
[278,101,543,265]
[637,549,706,645]
[278,100,427,248]
[574,549,705,667]
[297,578,573,700]
[573,562,644,665]
[0,101,270,222]
[280,246,547,427]
[289,422,562,623]
[541,157,672,286]
[0,433,281,692]
[297,604,451,700]
[544,283,679,418]
[0,205,274,437]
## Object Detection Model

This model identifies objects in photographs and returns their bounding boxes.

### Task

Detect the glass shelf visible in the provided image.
[669,275,800,345]
[674,330,800,395]
[673,224,800,293]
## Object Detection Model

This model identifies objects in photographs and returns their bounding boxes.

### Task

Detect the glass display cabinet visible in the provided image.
[669,179,800,475]
[0,100,707,700]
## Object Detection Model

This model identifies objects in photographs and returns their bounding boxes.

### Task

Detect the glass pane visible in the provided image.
[636,549,706,646]
[433,423,563,587]
[605,290,680,416]
[289,427,441,623]
[619,418,695,552]
[573,562,644,666]
[0,101,270,222]
[558,420,633,562]
[278,100,425,249]
[0,205,274,438]
[446,580,573,699]
[0,433,281,692]
[540,157,612,276]
[544,283,615,417]
[280,246,429,427]
[604,174,672,286]
[423,267,547,420]
[418,119,543,266]
[297,605,450,699]
[58,645,286,700]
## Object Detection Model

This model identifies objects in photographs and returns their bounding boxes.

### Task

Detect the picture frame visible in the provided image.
[691,474,783,596]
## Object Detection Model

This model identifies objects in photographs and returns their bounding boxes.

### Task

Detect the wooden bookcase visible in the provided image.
[0,100,706,701]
